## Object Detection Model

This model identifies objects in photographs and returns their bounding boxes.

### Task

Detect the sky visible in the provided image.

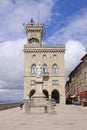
[0,0,87,101]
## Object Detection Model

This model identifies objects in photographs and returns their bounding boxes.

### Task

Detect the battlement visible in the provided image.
[42,44,65,48]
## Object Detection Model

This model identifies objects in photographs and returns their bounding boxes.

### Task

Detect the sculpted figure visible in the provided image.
[36,62,43,78]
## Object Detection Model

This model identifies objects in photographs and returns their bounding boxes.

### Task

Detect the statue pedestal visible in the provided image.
[34,78,44,96]
[23,75,55,114]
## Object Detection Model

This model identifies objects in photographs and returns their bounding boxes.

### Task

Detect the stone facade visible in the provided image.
[24,19,65,104]
[66,53,87,103]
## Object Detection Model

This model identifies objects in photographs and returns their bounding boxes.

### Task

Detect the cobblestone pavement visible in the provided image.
[0,105,87,130]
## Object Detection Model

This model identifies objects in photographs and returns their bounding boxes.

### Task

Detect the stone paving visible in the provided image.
[0,105,87,130]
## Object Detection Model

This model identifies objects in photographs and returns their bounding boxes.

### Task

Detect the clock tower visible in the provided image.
[24,18,43,47]
[24,18,65,105]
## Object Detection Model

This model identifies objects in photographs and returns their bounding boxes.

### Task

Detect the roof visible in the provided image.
[68,62,82,77]
[68,52,87,77]
[81,53,87,60]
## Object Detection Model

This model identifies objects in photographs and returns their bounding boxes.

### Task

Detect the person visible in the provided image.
[36,62,43,78]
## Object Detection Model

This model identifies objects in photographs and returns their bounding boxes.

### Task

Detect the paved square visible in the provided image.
[0,105,87,130]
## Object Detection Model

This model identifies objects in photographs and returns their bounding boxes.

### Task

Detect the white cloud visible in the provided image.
[0,38,25,90]
[46,9,87,48]
[0,0,56,41]
[65,40,86,79]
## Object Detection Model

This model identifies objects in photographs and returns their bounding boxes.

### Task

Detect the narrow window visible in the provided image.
[52,64,58,73]
[43,64,47,73]
[31,64,36,74]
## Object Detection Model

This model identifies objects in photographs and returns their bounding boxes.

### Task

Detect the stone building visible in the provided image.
[66,53,87,104]
[24,19,65,104]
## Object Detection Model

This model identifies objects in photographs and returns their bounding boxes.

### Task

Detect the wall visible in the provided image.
[0,102,22,111]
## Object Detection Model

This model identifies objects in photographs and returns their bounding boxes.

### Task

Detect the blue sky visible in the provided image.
[0,0,87,101]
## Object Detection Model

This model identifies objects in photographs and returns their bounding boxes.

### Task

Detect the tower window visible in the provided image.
[52,64,58,73]
[31,64,36,74]
[29,38,39,44]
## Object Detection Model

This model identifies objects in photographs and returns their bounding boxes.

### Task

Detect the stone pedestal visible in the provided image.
[47,100,56,114]
[31,78,47,106]
[23,78,55,114]
[33,78,44,95]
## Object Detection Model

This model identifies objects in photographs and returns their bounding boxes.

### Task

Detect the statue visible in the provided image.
[36,62,43,79]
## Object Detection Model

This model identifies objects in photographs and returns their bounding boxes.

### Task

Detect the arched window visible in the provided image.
[43,64,47,73]
[52,64,58,73]
[31,64,36,74]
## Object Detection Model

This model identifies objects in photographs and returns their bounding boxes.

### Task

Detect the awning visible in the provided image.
[76,91,87,96]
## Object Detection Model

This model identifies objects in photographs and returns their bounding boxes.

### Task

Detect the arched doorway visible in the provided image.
[29,89,35,98]
[51,89,60,103]
[43,89,49,98]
